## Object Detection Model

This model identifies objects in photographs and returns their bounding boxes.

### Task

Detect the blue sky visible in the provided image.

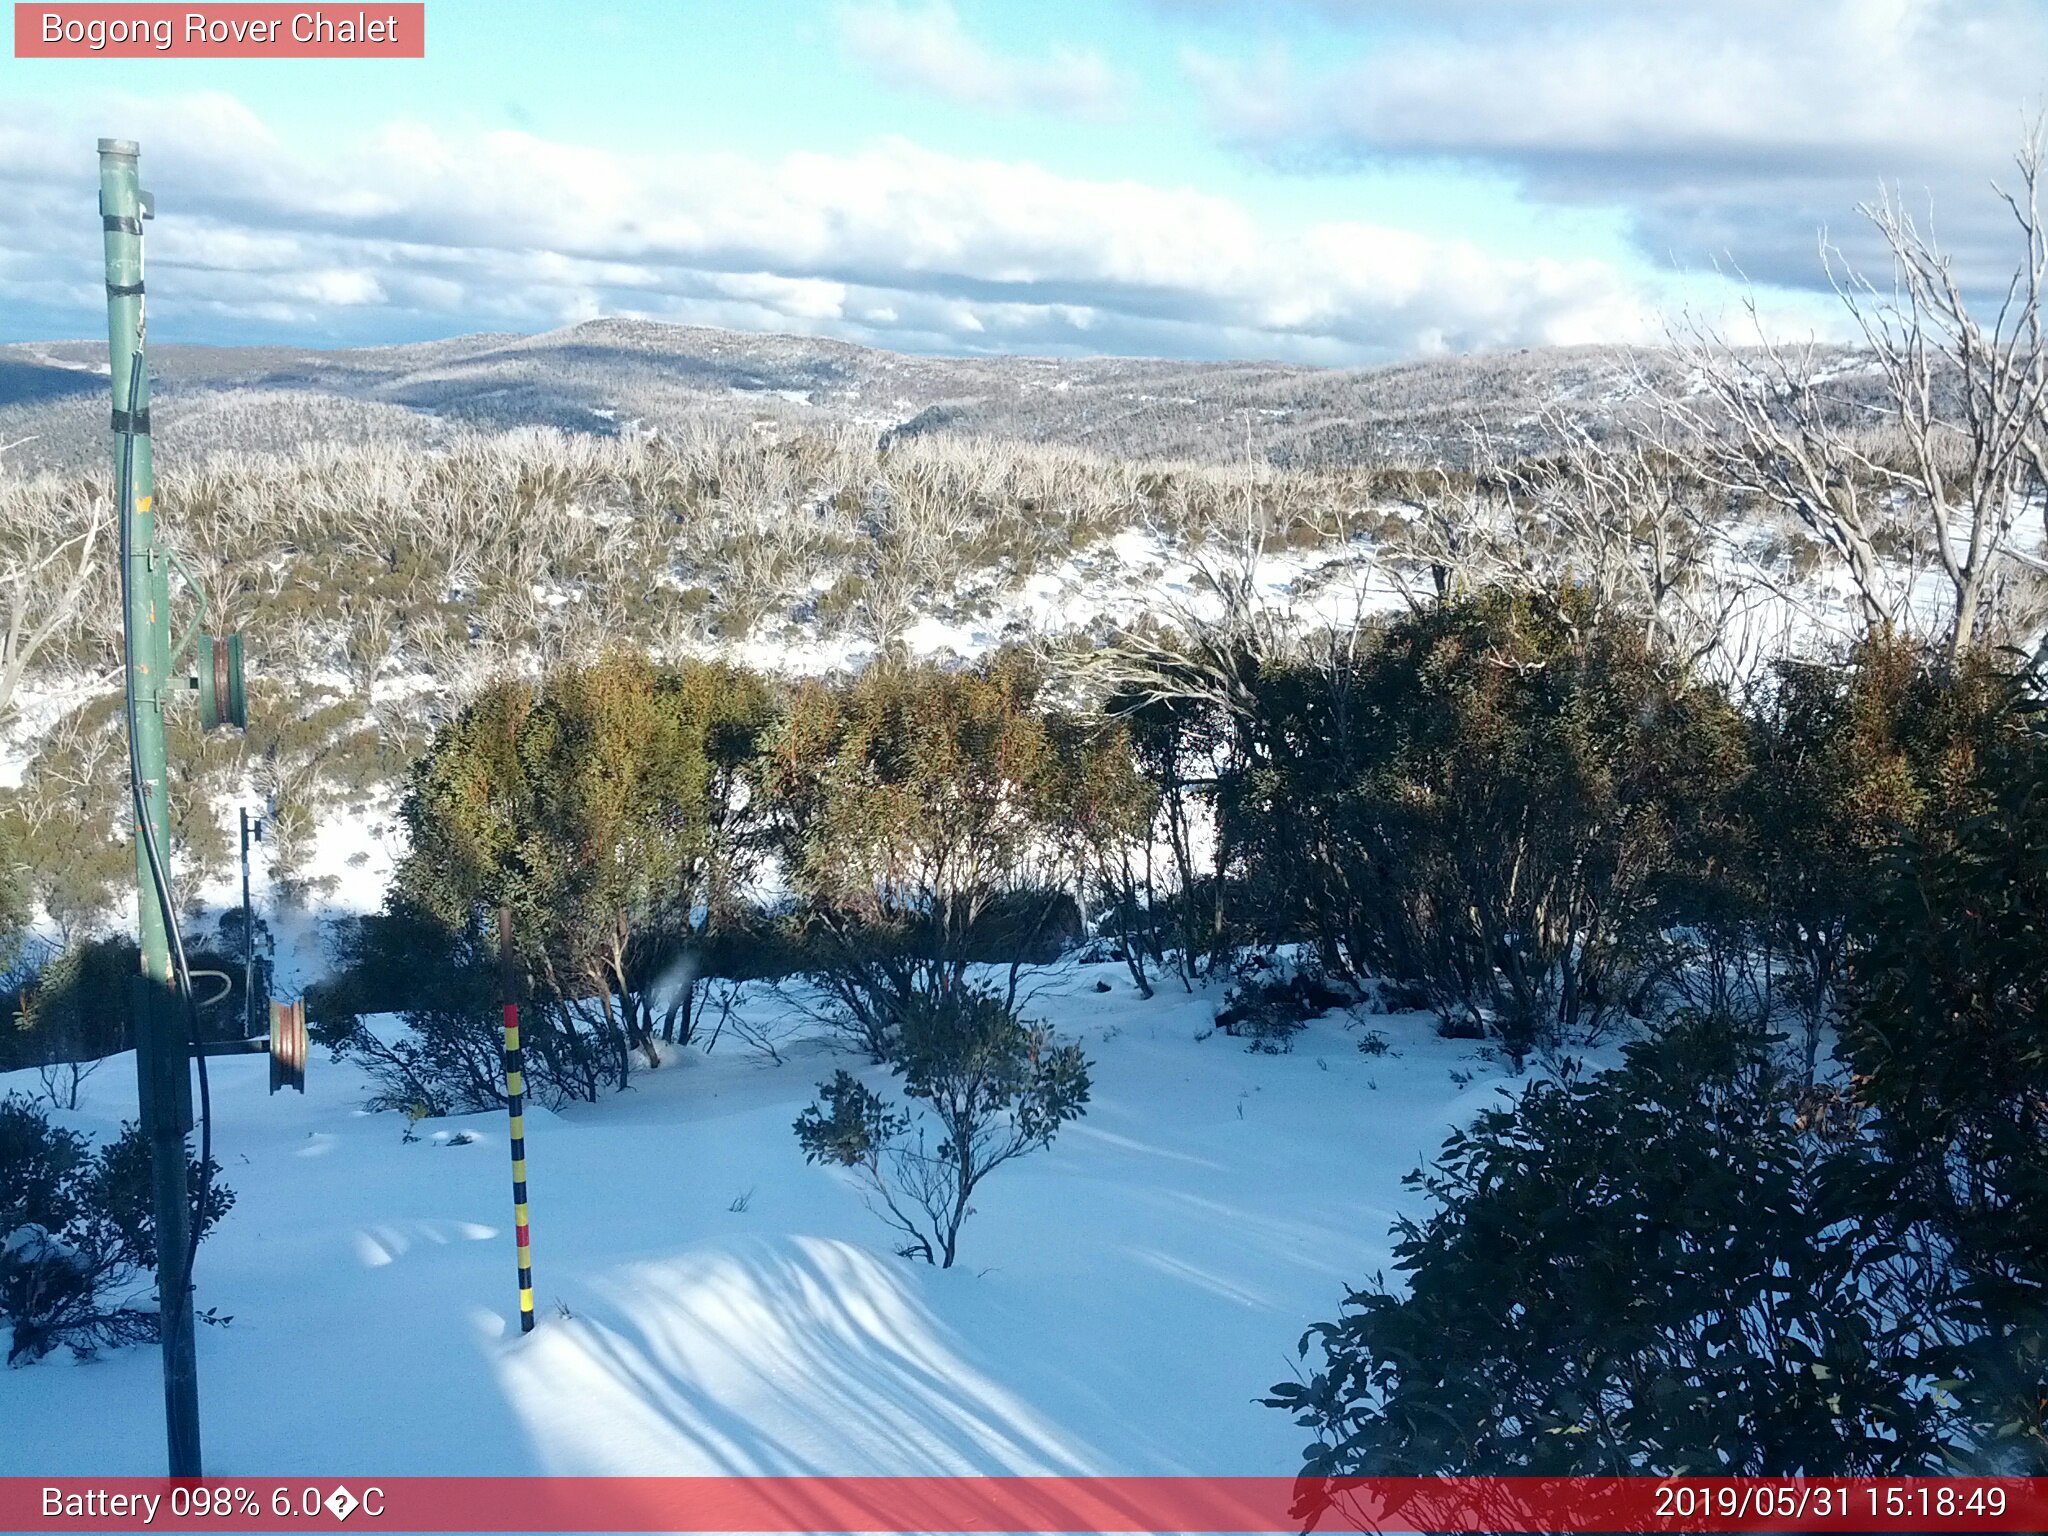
[1,0,2040,362]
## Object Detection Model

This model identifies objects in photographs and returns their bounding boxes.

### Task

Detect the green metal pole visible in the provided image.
[101,137,202,1479]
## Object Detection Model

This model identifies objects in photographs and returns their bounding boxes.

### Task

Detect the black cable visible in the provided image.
[114,347,215,1289]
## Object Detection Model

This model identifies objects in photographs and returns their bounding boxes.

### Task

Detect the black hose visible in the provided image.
[114,347,216,1289]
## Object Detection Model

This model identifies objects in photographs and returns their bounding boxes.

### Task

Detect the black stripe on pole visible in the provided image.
[103,214,143,234]
[499,906,535,1335]
[106,280,145,296]
[111,408,151,434]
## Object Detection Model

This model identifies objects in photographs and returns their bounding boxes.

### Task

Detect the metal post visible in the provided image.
[240,807,254,1036]
[102,137,202,1479]
[499,909,535,1333]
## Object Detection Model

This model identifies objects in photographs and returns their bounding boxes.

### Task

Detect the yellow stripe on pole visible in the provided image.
[506,1027,520,1049]
[519,1288,534,1310]
[509,1114,524,1140]
[513,1159,527,1183]
[507,1072,524,1097]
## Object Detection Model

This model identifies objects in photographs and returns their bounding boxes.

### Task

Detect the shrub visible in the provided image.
[794,987,1090,1267]
[0,937,135,1079]
[3,710,132,937]
[1041,711,1160,996]
[1,933,257,1114]
[308,907,478,1031]
[764,652,1106,1056]
[0,813,26,969]
[1745,638,2020,1078]
[1215,952,1352,1052]
[1227,587,1748,1067]
[1840,690,2048,1469]
[1104,686,1230,991]
[0,1095,233,1365]
[395,653,776,1080]
[1266,1017,1952,1475]
[315,903,629,1113]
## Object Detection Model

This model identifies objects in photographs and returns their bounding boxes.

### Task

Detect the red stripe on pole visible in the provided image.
[503,1003,518,1035]
[515,1223,529,1245]
[2,1478,2045,1532]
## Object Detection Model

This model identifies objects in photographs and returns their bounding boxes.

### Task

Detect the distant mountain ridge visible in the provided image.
[0,317,1856,474]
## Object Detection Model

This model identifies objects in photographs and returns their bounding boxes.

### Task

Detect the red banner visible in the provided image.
[13,5,424,58]
[3,1477,2047,1533]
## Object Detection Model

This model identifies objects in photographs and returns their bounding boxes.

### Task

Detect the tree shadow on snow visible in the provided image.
[492,1234,1104,1478]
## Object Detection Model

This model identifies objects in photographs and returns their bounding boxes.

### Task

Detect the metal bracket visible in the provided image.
[166,546,207,667]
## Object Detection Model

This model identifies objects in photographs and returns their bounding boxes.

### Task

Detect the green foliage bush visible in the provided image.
[2,696,132,939]
[0,815,27,969]
[1224,587,1749,1066]
[0,1094,233,1365]
[1267,1017,1953,1475]
[1,935,253,1087]
[0,938,136,1078]
[1095,688,1223,993]
[405,654,773,1045]
[1840,690,2048,1470]
[1215,952,1352,1052]
[765,651,1143,1056]
[343,654,776,1110]
[1265,647,2048,1478]
[315,900,634,1113]
[1742,637,2019,1076]
[794,986,1090,1267]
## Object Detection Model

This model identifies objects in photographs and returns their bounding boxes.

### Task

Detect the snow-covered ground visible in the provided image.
[724,526,1413,677]
[0,962,1511,1477]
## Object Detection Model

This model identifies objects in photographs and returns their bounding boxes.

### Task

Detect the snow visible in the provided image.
[0,961,1510,1476]
[0,675,107,791]
[717,526,1411,680]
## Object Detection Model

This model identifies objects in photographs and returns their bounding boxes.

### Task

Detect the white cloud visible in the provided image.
[838,2,1131,120]
[0,92,1808,360]
[1185,0,2047,293]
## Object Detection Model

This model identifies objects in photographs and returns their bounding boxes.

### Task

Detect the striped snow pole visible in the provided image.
[498,908,535,1334]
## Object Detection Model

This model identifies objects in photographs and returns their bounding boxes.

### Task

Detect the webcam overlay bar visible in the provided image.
[13,5,424,58]
[3,1477,2047,1533]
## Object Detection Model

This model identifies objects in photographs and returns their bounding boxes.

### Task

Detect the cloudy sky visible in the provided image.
[1,0,2043,363]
